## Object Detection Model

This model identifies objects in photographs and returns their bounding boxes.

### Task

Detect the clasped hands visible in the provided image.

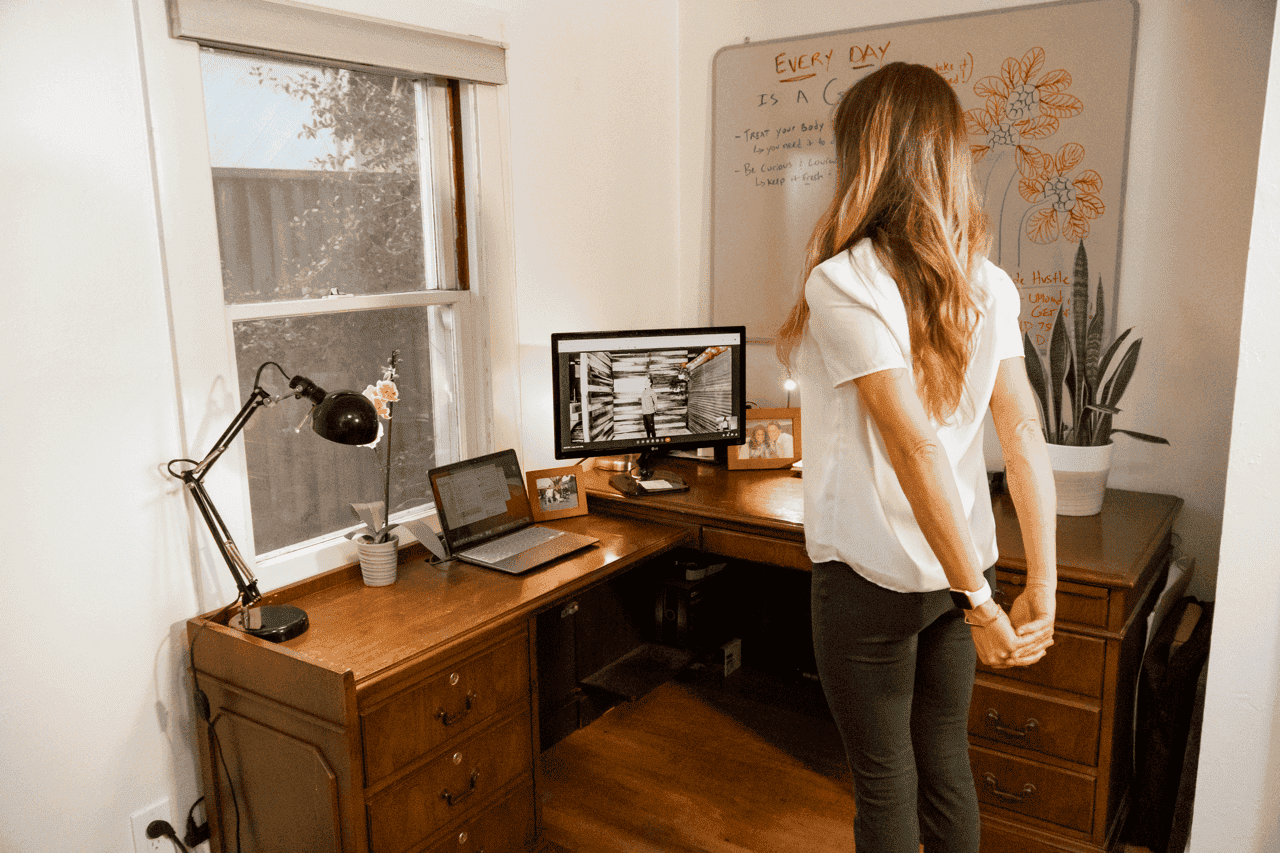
[967,583,1055,669]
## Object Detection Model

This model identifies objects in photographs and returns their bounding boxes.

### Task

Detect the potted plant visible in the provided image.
[353,351,402,585]
[1022,242,1168,515]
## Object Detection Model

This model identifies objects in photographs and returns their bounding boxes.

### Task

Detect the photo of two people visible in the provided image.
[728,408,801,469]
[743,419,795,458]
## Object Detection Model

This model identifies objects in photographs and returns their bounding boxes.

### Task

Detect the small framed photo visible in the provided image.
[525,465,589,521]
[727,408,802,470]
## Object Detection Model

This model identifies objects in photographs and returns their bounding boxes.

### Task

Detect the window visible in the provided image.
[200,50,466,557]
[152,1,517,578]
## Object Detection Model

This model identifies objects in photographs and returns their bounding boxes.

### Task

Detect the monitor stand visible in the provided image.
[609,448,689,496]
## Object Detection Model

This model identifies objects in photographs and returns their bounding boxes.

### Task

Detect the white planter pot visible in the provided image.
[357,533,400,586]
[1046,442,1113,516]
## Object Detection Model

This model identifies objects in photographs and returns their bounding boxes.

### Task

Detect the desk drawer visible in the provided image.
[366,711,533,853]
[977,630,1106,698]
[970,679,1100,766]
[979,817,1079,853]
[361,632,530,786]
[424,780,535,853]
[994,571,1109,630]
[701,527,810,571]
[970,745,1095,834]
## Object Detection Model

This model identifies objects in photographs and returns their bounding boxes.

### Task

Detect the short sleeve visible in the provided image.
[804,258,908,387]
[988,263,1025,362]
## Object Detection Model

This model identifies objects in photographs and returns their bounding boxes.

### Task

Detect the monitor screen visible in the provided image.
[551,326,747,462]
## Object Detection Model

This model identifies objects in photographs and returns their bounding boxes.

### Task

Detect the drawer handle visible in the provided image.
[440,770,480,806]
[985,708,1039,739]
[436,691,477,726]
[983,773,1036,805]
[454,831,486,852]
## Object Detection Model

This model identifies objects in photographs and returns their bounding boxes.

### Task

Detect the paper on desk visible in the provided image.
[640,479,675,490]
[1146,555,1195,651]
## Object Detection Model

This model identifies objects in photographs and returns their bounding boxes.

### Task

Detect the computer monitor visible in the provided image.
[551,326,747,495]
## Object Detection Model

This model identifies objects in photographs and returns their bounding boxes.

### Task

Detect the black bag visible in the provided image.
[1125,596,1213,853]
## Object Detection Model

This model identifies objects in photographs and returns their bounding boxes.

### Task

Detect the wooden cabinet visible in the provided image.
[973,489,1182,853]
[188,514,693,853]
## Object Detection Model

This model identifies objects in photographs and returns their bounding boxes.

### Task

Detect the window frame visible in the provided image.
[143,0,521,591]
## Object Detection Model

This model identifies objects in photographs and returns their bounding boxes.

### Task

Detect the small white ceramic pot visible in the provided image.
[356,533,400,586]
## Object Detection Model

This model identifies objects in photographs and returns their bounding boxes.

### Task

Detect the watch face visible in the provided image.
[949,589,971,610]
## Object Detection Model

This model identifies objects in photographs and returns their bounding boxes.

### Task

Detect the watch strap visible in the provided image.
[949,578,993,611]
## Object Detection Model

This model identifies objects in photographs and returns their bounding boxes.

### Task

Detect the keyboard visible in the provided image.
[460,525,565,563]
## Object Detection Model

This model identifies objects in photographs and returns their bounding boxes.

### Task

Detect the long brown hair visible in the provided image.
[776,62,989,422]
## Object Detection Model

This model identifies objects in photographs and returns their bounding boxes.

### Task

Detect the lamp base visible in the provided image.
[230,604,309,643]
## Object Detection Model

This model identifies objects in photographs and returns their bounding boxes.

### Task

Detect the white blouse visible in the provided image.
[799,239,1024,593]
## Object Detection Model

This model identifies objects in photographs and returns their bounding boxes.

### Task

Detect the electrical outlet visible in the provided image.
[130,800,170,853]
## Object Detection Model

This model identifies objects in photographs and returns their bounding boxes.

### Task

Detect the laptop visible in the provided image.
[428,449,598,574]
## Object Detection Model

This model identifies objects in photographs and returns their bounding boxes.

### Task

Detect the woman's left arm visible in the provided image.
[853,367,1044,667]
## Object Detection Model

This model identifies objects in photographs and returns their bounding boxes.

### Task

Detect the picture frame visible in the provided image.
[525,465,589,521]
[726,408,802,470]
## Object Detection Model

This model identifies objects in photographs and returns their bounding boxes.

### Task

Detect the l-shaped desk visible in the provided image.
[189,457,1181,853]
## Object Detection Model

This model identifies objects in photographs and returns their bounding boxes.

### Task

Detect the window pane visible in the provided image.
[234,307,449,554]
[202,50,434,302]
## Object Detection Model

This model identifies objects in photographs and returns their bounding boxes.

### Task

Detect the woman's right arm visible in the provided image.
[990,357,1058,646]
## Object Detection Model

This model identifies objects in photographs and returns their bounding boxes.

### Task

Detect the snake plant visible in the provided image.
[1022,242,1168,447]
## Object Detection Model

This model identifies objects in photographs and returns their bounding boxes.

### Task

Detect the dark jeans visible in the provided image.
[811,561,995,853]
[642,413,656,437]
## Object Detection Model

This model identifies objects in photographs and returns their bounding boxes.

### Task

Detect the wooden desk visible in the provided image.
[581,459,807,570]
[188,513,692,853]
[584,457,1183,853]
[191,458,1180,853]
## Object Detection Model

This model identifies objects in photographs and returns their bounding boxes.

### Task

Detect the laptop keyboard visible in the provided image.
[460,525,565,563]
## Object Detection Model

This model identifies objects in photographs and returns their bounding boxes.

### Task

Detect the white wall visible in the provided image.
[502,0,682,470]
[1,0,204,847]
[1,0,1277,850]
[1190,12,1280,849]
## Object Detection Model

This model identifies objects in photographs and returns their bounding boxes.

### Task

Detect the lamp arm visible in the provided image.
[184,476,263,607]
[188,386,273,482]
[171,384,277,608]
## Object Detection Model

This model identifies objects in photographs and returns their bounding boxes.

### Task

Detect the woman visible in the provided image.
[775,63,1058,853]
[746,425,774,458]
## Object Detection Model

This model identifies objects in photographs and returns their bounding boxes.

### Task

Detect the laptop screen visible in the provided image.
[429,449,534,552]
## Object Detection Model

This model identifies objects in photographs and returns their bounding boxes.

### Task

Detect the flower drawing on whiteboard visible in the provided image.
[966,48,1083,174]
[964,47,1086,263]
[1019,142,1105,244]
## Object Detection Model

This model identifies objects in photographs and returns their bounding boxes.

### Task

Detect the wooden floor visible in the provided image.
[538,667,1160,853]
[538,668,858,853]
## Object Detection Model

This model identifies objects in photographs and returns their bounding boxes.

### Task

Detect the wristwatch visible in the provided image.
[949,578,993,612]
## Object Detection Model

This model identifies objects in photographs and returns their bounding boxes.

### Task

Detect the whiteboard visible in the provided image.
[710,0,1138,350]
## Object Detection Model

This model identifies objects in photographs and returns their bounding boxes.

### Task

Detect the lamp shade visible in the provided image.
[288,375,379,445]
[312,390,379,445]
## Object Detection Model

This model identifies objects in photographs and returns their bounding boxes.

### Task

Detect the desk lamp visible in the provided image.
[167,362,379,642]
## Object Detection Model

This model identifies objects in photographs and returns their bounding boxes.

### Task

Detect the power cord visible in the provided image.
[146,819,190,852]
[183,796,209,848]
[189,600,245,853]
